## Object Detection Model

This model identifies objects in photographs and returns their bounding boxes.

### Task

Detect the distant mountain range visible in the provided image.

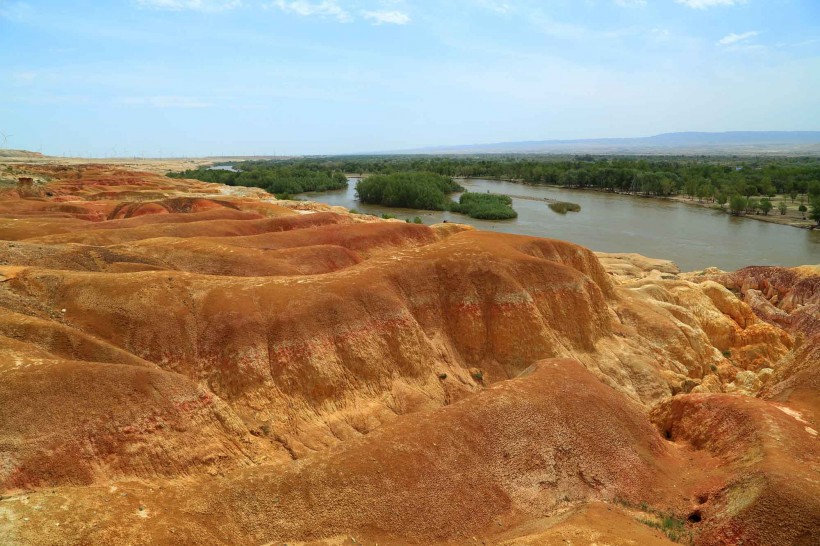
[395,131,820,155]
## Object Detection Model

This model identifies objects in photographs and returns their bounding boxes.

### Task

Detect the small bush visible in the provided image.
[438,373,447,380]
[471,370,484,382]
[548,201,581,214]
[636,515,688,543]
[381,213,397,220]
[412,216,423,224]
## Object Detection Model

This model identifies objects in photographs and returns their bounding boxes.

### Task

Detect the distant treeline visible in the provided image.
[169,155,820,224]
[239,155,820,201]
[167,161,347,196]
[355,172,516,220]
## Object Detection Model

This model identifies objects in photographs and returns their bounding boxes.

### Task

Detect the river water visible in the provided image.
[301,178,820,272]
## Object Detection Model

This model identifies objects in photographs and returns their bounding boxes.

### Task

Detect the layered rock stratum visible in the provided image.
[0,163,817,545]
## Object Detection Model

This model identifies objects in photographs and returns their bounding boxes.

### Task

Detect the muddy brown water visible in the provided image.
[301,178,820,272]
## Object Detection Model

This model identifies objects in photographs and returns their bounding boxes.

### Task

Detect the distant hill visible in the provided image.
[397,131,820,155]
[0,149,45,158]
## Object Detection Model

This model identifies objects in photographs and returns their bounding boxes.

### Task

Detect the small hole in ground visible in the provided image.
[664,429,672,440]
[696,494,708,504]
[688,510,702,523]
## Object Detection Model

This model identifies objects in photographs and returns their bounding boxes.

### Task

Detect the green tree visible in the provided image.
[778,202,787,215]
[760,178,777,197]
[759,198,773,215]
[811,197,820,226]
[729,194,747,216]
[716,192,728,209]
[798,204,808,219]
[697,183,714,202]
[684,177,699,200]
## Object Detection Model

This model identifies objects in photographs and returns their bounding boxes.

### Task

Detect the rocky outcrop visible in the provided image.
[652,393,820,546]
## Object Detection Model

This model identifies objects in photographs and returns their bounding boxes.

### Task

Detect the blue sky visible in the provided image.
[1,0,818,156]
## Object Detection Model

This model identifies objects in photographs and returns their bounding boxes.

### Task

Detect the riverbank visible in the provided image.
[667,194,815,229]
[543,186,814,230]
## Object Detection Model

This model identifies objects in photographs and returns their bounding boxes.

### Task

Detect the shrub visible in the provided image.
[636,514,689,543]
[729,194,747,216]
[548,201,581,214]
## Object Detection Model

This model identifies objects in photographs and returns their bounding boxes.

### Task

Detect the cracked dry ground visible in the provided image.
[0,164,817,545]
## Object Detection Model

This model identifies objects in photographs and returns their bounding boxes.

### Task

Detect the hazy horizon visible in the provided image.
[2,0,819,156]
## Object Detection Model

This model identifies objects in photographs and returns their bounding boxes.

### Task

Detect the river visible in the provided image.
[300,178,820,272]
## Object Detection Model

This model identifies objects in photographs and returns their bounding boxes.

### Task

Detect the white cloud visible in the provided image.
[676,0,746,9]
[12,71,37,82]
[476,0,513,14]
[0,1,32,20]
[115,96,211,108]
[136,0,241,11]
[272,0,351,22]
[362,10,410,25]
[718,30,758,45]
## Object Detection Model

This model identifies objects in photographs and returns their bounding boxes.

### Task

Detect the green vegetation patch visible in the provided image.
[355,172,463,210]
[548,201,581,214]
[636,514,690,543]
[450,192,517,220]
[354,173,517,220]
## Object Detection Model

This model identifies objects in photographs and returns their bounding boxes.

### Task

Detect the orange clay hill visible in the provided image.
[0,163,817,545]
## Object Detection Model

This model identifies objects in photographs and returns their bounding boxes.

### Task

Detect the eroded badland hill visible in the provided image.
[0,163,817,545]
